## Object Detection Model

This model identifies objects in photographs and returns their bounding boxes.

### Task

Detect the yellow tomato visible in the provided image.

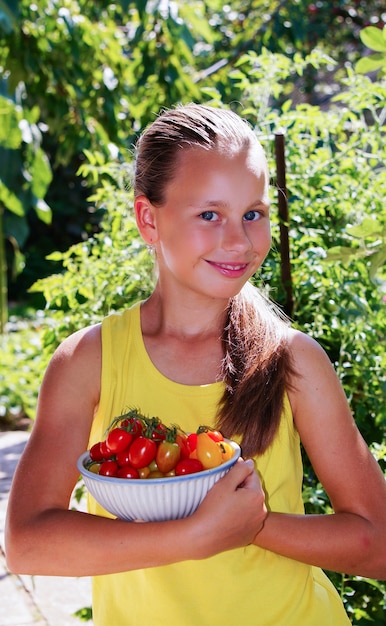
[88,462,101,474]
[219,441,234,462]
[138,466,151,479]
[196,432,223,469]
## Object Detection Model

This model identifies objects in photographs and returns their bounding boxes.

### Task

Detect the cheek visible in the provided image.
[157,230,194,267]
[256,223,272,258]
[171,228,213,253]
[265,225,272,252]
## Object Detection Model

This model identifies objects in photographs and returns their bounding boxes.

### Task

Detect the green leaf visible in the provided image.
[46,251,65,262]
[73,606,93,622]
[368,247,386,282]
[324,246,365,264]
[34,198,52,225]
[30,148,53,200]
[0,181,24,215]
[347,218,385,239]
[281,99,292,113]
[0,96,22,148]
[11,246,25,277]
[355,54,386,75]
[179,4,216,43]
[360,26,386,53]
[3,210,29,246]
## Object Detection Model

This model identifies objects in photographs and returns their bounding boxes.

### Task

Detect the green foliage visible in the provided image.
[73,606,92,622]
[245,72,386,454]
[0,88,53,330]
[1,0,385,301]
[29,154,155,350]
[216,56,385,621]
[0,311,47,421]
[356,25,386,76]
[0,6,385,620]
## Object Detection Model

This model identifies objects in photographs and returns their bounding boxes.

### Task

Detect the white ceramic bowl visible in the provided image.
[77,440,241,522]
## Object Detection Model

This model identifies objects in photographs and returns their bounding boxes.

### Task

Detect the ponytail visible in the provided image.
[217,282,296,457]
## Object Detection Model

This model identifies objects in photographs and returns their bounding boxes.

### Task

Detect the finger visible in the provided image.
[224,458,255,489]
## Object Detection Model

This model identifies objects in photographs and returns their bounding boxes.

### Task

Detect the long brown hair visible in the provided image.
[218,282,294,457]
[134,104,296,456]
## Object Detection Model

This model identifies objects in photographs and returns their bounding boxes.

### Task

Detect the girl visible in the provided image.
[5,104,386,625]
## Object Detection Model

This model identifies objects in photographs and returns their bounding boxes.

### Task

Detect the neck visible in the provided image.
[140,289,227,385]
[142,286,230,341]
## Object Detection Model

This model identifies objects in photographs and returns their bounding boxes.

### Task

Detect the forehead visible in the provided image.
[164,144,269,207]
[176,142,268,178]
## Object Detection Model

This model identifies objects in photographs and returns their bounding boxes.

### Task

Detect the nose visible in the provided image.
[221,219,252,253]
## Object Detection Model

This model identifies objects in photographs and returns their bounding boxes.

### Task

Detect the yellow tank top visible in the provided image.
[87,303,351,625]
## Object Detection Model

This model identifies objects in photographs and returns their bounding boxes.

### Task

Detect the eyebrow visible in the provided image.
[193,199,270,211]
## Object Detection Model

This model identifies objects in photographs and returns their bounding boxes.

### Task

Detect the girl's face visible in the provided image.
[139,145,271,302]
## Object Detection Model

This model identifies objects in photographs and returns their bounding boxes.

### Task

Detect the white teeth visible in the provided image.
[219,263,244,270]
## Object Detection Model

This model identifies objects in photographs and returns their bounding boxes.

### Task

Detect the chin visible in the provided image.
[204,285,245,301]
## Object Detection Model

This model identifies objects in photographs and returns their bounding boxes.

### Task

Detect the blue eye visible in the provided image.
[200,211,218,221]
[243,210,260,221]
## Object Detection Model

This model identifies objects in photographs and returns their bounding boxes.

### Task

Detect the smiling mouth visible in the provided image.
[207,260,249,276]
[210,261,248,270]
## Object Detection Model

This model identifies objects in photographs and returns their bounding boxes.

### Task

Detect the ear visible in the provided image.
[134,195,159,245]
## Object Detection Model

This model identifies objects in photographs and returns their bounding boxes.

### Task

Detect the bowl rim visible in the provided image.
[77,439,241,485]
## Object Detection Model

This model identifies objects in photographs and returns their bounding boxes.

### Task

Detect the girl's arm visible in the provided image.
[5,325,266,577]
[253,330,386,579]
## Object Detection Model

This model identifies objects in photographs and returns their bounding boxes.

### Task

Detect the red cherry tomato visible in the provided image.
[115,447,133,467]
[186,433,198,454]
[100,440,111,458]
[196,432,223,469]
[89,442,106,462]
[99,459,118,476]
[106,428,133,454]
[175,458,204,476]
[206,429,224,443]
[125,417,143,438]
[116,465,139,479]
[151,423,168,442]
[176,432,190,459]
[128,436,157,469]
[156,441,181,473]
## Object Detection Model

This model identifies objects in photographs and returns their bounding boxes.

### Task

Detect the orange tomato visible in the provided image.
[196,432,223,469]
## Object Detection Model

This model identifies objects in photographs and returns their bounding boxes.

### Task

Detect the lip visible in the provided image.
[206,260,249,278]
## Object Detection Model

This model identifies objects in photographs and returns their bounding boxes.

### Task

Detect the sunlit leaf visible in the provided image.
[347,218,385,239]
[30,148,53,200]
[360,25,386,53]
[34,198,52,225]
[356,54,385,74]
[0,181,24,215]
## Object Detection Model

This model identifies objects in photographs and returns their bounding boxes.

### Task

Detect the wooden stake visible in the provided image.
[274,131,293,319]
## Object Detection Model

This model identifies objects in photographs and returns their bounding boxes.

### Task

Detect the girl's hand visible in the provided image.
[190,459,267,559]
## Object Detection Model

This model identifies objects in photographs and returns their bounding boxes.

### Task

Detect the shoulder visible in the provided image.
[42,324,102,406]
[285,328,351,432]
[52,323,102,364]
[286,328,336,390]
[287,327,328,363]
